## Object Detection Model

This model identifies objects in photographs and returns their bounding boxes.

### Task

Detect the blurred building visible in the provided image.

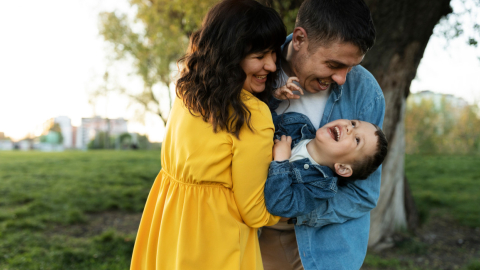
[410,90,469,110]
[18,139,33,151]
[0,140,14,150]
[76,117,128,149]
[38,116,73,149]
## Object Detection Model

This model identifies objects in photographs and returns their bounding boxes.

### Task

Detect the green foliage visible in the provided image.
[405,95,480,154]
[118,132,151,150]
[87,131,116,149]
[98,0,300,124]
[0,151,160,269]
[463,260,480,270]
[364,255,401,268]
[405,154,480,227]
[50,123,64,144]
[99,0,218,123]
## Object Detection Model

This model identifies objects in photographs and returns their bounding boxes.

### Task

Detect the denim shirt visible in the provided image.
[265,112,338,218]
[267,34,385,270]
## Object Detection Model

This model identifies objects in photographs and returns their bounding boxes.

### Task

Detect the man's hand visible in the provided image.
[273,77,304,100]
[273,135,292,161]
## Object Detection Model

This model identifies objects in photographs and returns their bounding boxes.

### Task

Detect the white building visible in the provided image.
[0,140,14,150]
[76,117,128,149]
[410,90,469,110]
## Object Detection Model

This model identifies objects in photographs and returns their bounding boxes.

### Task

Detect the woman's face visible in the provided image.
[240,50,277,94]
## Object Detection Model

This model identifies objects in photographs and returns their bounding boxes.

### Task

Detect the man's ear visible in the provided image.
[292,27,307,51]
[334,163,353,178]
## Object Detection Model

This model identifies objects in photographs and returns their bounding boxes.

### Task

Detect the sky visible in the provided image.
[0,0,479,142]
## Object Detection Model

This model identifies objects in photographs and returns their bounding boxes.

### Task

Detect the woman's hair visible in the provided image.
[176,0,286,138]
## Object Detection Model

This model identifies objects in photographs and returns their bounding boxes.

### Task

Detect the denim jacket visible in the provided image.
[265,112,338,217]
[265,34,385,270]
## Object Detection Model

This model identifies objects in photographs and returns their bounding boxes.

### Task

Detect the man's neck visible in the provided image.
[281,40,296,77]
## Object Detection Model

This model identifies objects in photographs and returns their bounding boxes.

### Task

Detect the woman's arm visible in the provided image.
[231,102,280,228]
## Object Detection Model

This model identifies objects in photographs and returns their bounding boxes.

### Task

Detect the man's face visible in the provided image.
[292,40,364,93]
[314,119,378,165]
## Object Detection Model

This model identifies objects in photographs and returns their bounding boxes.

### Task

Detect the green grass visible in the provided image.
[405,154,480,227]
[1,152,479,269]
[0,150,160,269]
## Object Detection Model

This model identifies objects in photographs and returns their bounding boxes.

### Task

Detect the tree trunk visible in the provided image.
[363,0,452,249]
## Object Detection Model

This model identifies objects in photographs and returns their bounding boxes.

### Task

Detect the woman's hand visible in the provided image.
[273,135,292,161]
[273,77,303,100]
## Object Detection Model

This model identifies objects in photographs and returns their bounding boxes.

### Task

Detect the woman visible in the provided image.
[130,0,287,269]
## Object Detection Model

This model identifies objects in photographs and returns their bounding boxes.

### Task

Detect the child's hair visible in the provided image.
[338,123,388,182]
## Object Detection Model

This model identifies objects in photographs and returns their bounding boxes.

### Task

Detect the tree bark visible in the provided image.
[363,0,452,249]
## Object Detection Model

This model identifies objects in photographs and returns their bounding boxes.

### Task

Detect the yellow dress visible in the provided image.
[131,90,280,270]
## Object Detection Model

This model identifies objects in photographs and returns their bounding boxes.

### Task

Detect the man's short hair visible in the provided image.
[295,0,376,54]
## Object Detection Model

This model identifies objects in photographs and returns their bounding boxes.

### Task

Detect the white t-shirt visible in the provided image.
[275,69,330,129]
[289,139,319,165]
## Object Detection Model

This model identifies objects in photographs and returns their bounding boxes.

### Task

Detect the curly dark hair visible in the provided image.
[176,0,286,138]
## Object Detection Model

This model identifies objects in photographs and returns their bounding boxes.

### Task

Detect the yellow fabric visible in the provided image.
[131,90,280,270]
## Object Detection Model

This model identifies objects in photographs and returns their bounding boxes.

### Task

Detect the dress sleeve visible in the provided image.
[231,102,280,228]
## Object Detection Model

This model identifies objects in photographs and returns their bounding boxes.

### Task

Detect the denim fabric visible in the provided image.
[266,159,338,218]
[265,111,338,217]
[267,34,385,270]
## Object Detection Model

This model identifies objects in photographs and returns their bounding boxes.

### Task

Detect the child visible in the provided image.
[264,77,388,218]
[265,112,388,218]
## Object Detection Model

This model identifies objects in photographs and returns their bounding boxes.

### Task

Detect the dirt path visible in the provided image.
[363,215,480,270]
[51,211,480,269]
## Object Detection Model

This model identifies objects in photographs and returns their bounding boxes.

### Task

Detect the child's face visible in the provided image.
[314,119,377,165]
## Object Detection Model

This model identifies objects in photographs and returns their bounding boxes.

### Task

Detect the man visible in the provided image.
[260,0,385,269]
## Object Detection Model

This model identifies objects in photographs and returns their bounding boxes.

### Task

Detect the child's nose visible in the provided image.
[344,122,353,134]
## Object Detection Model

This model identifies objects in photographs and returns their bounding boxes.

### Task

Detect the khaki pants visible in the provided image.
[259,227,304,270]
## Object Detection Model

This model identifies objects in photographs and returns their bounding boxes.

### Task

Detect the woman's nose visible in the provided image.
[264,53,277,73]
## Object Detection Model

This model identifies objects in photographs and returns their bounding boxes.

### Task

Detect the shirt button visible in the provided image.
[304,164,309,170]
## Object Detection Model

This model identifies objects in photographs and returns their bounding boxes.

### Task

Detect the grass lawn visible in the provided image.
[1,151,479,269]
[0,150,160,270]
[405,154,480,227]
[362,154,480,270]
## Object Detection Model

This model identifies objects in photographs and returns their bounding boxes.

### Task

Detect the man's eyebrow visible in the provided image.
[327,59,363,67]
[327,60,348,67]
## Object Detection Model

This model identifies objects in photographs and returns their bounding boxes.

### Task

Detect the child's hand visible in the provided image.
[273,77,304,100]
[273,135,292,161]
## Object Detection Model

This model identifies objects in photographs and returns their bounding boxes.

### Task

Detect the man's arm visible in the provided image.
[295,168,381,226]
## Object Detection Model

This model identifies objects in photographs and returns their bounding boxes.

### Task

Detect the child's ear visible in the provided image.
[334,163,353,178]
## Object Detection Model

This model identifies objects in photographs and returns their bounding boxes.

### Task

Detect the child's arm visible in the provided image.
[265,136,338,218]
[273,77,304,100]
